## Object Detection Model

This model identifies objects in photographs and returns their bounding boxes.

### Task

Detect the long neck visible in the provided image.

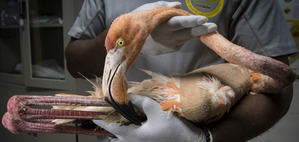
[110,69,129,104]
[129,7,190,36]
[128,7,296,88]
[139,8,296,88]
[199,32,296,88]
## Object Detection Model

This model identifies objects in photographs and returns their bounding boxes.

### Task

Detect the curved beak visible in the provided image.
[102,47,141,125]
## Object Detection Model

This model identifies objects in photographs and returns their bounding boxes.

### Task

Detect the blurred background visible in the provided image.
[0,0,298,141]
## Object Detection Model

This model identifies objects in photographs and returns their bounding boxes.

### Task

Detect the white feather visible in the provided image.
[197,76,222,94]
[78,72,103,98]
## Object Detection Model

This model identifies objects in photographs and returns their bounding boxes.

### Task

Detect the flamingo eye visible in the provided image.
[116,38,125,47]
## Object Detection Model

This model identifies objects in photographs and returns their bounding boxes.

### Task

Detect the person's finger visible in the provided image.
[141,35,178,55]
[93,120,138,135]
[169,23,217,39]
[191,23,218,36]
[171,28,193,40]
[133,1,182,12]
[166,15,208,31]
[155,1,182,8]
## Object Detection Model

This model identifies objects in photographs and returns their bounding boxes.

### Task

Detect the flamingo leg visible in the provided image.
[2,95,114,137]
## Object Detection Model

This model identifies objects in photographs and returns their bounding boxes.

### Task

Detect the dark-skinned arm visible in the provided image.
[208,55,294,142]
[65,30,108,78]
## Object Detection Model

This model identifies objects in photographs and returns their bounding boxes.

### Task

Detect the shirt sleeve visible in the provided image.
[229,0,297,57]
[68,0,106,39]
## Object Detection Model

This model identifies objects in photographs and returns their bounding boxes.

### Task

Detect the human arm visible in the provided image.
[65,0,107,78]
[207,0,297,140]
[208,56,293,142]
[65,30,107,78]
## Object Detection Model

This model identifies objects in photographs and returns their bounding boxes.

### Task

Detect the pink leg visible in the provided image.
[2,112,113,136]
[2,95,114,137]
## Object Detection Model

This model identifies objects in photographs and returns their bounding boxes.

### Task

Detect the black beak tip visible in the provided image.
[105,97,142,125]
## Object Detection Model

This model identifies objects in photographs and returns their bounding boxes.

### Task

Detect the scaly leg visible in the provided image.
[2,95,114,137]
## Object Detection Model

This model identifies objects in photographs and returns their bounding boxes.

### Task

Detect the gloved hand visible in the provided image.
[133,1,217,55]
[93,94,209,142]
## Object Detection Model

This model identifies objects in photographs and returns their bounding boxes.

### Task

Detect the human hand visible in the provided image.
[133,1,217,55]
[93,94,208,142]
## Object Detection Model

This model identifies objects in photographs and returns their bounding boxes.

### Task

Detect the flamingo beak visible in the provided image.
[102,47,142,125]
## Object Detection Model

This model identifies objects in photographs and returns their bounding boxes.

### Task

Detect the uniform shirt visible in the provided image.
[68,0,297,81]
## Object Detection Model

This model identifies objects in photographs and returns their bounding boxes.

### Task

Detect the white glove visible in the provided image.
[133,1,217,55]
[93,94,208,142]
